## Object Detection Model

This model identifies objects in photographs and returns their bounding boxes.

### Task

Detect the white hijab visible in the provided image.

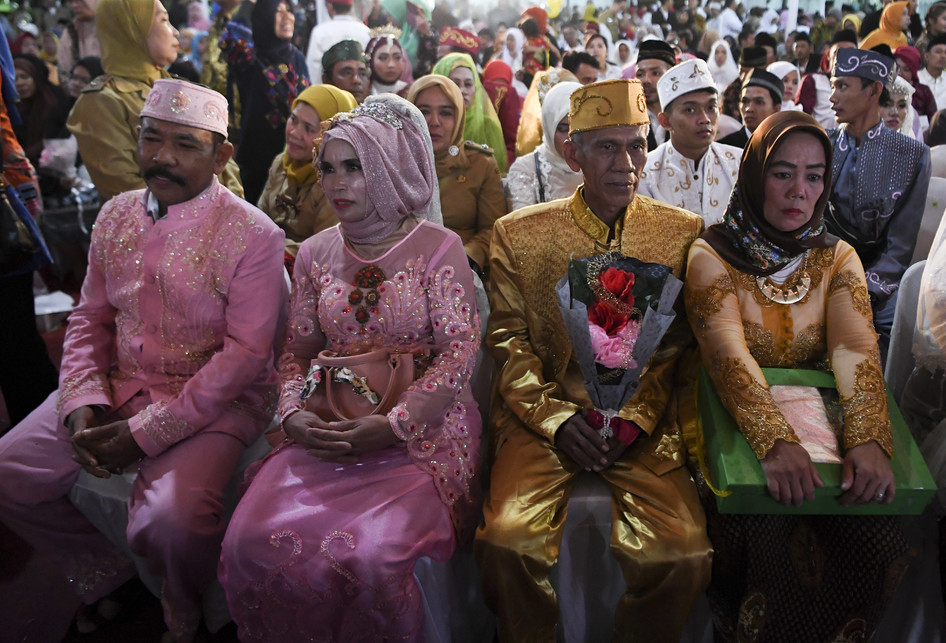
[707,39,738,92]
[500,27,525,72]
[611,39,635,68]
[540,81,580,165]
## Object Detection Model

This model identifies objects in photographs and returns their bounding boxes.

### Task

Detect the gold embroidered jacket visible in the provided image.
[684,238,893,460]
[487,189,703,458]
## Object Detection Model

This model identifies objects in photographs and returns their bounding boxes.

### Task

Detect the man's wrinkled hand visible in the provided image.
[72,420,144,477]
[556,413,613,472]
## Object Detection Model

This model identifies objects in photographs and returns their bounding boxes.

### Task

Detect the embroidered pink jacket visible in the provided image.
[57,178,288,457]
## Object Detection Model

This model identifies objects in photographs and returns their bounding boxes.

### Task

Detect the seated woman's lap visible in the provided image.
[220,442,454,637]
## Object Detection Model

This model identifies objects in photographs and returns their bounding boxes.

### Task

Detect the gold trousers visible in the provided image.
[474,426,712,642]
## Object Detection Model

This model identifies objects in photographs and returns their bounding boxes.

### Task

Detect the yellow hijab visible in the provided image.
[282,85,357,187]
[97,0,167,84]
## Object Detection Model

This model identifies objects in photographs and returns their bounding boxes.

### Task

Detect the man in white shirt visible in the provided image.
[305,0,370,83]
[919,34,946,110]
[717,0,743,40]
[638,58,741,226]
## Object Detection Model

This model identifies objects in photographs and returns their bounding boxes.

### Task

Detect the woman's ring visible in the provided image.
[875,491,885,501]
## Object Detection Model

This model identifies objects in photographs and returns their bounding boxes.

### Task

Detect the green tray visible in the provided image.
[698,367,936,515]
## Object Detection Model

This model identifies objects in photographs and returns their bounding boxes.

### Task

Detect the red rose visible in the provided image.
[588,301,628,335]
[600,267,635,307]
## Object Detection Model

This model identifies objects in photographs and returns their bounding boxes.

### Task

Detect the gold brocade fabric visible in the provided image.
[257,154,337,257]
[478,190,711,641]
[486,189,703,446]
[683,239,893,460]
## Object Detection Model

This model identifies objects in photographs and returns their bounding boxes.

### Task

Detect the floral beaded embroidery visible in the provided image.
[349,264,386,326]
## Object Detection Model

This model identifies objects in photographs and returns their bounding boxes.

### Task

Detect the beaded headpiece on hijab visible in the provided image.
[318,102,435,244]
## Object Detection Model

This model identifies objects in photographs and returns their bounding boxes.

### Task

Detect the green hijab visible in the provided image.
[432,53,508,175]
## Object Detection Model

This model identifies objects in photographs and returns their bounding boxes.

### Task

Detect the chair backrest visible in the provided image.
[886,260,926,402]
[930,146,946,180]
[912,177,946,265]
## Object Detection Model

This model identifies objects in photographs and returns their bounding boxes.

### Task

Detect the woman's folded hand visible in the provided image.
[284,411,399,462]
[840,441,896,506]
[760,439,825,506]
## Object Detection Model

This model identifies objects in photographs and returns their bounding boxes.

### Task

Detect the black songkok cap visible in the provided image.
[755,32,777,51]
[322,39,367,74]
[636,39,676,67]
[743,68,785,105]
[739,45,767,68]
[832,28,858,45]
[929,33,946,49]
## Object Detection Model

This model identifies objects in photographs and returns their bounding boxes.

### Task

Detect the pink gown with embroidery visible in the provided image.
[219,220,482,643]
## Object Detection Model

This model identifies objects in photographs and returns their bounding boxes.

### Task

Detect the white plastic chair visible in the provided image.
[912,177,946,265]
[886,260,926,402]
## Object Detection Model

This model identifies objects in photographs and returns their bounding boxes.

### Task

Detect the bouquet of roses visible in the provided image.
[555,252,683,443]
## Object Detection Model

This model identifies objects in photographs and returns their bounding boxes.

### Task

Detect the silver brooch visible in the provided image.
[448,145,459,156]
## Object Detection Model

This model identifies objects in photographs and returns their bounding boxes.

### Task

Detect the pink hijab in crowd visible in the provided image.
[317,101,435,244]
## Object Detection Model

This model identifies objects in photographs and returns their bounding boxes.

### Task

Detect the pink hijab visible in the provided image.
[318,102,435,244]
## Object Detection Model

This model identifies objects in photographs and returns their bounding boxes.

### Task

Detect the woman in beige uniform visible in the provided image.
[408,75,506,276]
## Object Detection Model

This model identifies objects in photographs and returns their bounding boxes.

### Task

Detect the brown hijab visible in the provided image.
[702,110,838,276]
[407,75,467,172]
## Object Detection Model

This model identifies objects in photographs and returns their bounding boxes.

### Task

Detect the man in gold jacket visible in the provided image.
[475,78,712,642]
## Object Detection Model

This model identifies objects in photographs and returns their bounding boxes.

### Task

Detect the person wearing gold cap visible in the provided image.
[475,78,711,642]
[257,84,357,269]
[0,78,288,642]
[638,57,741,226]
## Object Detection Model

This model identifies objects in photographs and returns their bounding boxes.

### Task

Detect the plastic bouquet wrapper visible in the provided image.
[38,136,79,181]
[555,252,683,443]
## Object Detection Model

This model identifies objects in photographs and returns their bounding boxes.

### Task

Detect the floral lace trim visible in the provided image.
[829,269,873,321]
[742,321,827,369]
[685,273,736,337]
[840,355,893,456]
[709,356,799,459]
[65,549,134,598]
[57,373,111,418]
[233,528,423,642]
[138,401,193,451]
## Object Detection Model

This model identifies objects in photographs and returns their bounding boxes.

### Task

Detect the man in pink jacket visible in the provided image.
[0,79,287,642]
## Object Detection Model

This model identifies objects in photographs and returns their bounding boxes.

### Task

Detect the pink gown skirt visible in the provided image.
[219,441,455,642]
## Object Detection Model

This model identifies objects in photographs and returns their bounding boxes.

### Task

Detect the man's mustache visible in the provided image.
[144,167,186,186]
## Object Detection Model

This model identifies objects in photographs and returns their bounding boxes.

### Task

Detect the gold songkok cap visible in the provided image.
[568,79,649,136]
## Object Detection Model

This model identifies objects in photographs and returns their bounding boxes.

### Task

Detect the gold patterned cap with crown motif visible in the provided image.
[568,79,649,136]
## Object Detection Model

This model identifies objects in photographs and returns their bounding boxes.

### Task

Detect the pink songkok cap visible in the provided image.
[140,79,229,139]
[319,102,435,244]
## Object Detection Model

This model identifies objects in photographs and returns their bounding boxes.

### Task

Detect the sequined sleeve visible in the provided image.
[684,240,800,459]
[56,233,117,423]
[387,233,482,520]
[277,240,329,422]
[826,243,893,456]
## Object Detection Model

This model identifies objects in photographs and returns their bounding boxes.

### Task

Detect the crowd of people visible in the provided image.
[0,0,945,641]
